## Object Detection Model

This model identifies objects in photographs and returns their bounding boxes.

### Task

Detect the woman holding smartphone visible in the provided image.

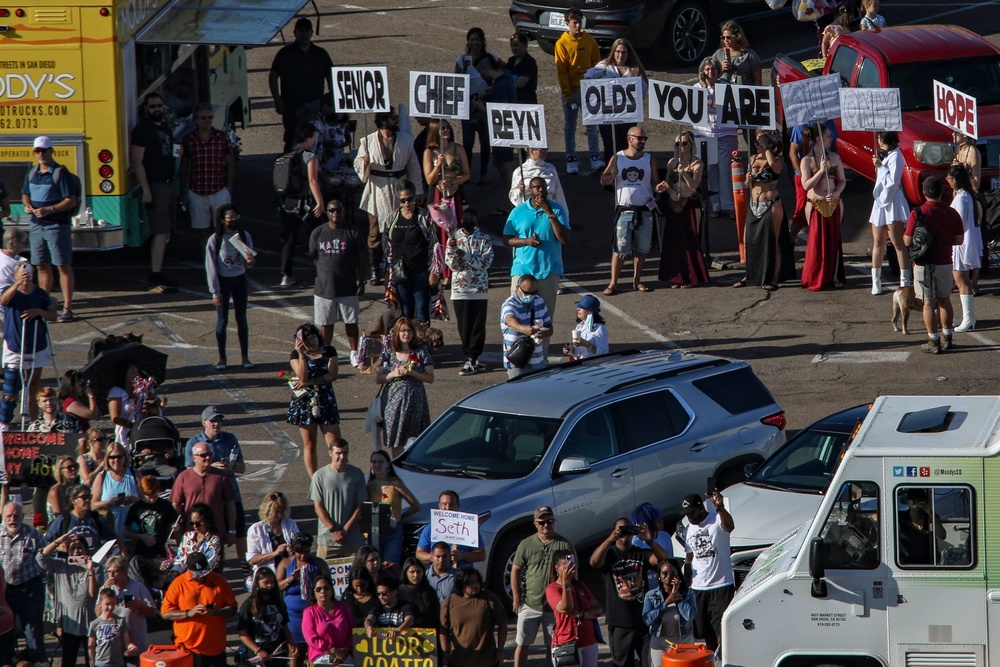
[545,550,602,667]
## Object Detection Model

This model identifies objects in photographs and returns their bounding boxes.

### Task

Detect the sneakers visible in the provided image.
[350,350,360,368]
[279,275,298,288]
[473,359,486,372]
[148,273,178,294]
[57,308,74,323]
[590,155,606,172]
[921,338,941,354]
[458,361,477,376]
[566,156,579,175]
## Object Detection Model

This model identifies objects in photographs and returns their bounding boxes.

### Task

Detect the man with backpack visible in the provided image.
[904,175,965,354]
[20,135,78,323]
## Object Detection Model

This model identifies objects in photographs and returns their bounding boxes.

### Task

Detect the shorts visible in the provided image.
[3,343,50,369]
[30,223,72,266]
[515,604,554,647]
[613,208,654,257]
[693,585,735,642]
[314,295,359,326]
[233,501,246,534]
[915,263,954,301]
[188,187,231,230]
[147,182,178,235]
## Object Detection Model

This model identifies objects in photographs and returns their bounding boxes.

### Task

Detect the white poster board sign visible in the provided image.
[933,79,978,139]
[332,66,390,113]
[486,103,547,148]
[716,84,777,130]
[779,74,841,126]
[327,556,354,600]
[648,80,709,127]
[838,88,902,131]
[579,77,644,126]
[430,509,479,548]
[409,71,470,120]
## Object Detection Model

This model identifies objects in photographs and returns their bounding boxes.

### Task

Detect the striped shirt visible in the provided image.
[0,525,46,585]
[500,294,551,369]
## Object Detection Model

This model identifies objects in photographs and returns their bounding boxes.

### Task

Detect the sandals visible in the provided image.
[603,286,618,296]
[634,283,652,293]
[732,279,747,288]
[762,284,778,291]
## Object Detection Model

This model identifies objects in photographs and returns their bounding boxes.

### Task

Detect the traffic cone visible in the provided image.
[732,151,747,263]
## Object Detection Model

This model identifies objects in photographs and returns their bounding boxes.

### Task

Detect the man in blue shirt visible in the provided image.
[20,136,77,323]
[415,490,485,569]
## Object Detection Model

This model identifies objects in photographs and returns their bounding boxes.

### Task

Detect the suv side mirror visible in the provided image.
[744,461,760,478]
[809,537,828,598]
[557,457,591,475]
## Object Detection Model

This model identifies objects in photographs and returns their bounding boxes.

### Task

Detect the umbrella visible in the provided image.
[79,343,168,412]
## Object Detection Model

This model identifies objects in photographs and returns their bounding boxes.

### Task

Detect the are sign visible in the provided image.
[779,74,841,126]
[409,72,470,120]
[353,628,437,667]
[717,84,776,130]
[3,430,82,487]
[648,80,708,126]
[579,77,644,126]
[430,509,479,548]
[839,88,902,132]
[332,66,390,114]
[933,80,977,139]
[486,103,547,148]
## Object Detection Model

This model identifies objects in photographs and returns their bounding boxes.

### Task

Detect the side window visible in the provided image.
[895,486,974,569]
[829,45,859,87]
[856,57,881,89]
[558,407,620,465]
[691,367,776,415]
[819,481,879,569]
[616,390,691,452]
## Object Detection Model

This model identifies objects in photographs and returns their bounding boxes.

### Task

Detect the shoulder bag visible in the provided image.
[552,586,581,667]
[505,305,536,369]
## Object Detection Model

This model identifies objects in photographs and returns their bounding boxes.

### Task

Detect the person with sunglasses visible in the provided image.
[277,532,331,648]
[713,21,761,87]
[77,427,108,486]
[45,455,81,520]
[365,576,415,644]
[38,532,99,667]
[659,130,709,288]
[171,503,224,574]
[383,180,438,324]
[302,574,352,664]
[246,491,299,593]
[180,103,236,249]
[45,484,115,554]
[171,442,237,551]
[90,443,140,535]
[642,559,696,667]
[123,476,178,590]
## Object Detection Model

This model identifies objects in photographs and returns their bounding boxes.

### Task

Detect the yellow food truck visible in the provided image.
[0,0,307,249]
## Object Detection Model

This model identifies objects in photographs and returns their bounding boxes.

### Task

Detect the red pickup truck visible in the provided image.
[772,25,1000,205]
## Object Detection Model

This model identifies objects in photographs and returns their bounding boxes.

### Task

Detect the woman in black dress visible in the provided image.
[287,322,340,478]
[659,130,709,287]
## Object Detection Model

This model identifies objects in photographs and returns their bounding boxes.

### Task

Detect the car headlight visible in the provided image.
[913,141,955,166]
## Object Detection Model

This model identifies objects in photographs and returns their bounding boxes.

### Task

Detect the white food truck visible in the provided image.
[722,395,995,667]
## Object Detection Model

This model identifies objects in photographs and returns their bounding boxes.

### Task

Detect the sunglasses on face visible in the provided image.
[62,464,78,470]
[536,519,554,526]
[399,197,415,203]
[191,521,205,527]
[108,455,124,460]
[33,148,50,154]
[679,141,691,146]
[314,586,332,592]
[194,453,212,458]
[399,329,414,334]
[198,115,214,120]
[722,35,735,40]
[75,494,93,500]
[91,437,107,443]
[376,591,391,597]
[629,136,647,142]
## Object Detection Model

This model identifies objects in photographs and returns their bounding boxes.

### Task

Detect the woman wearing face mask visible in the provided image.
[239,567,299,667]
[206,204,255,371]
[445,208,494,376]
[563,295,608,360]
[384,180,439,325]
[584,38,649,164]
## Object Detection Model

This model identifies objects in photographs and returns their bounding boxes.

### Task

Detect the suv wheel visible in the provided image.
[536,37,556,55]
[660,1,711,67]
[488,524,534,613]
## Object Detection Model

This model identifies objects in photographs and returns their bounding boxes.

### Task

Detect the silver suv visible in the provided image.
[394,350,786,607]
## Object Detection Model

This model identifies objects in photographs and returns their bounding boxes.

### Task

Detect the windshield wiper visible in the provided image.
[432,467,488,479]
[400,461,432,473]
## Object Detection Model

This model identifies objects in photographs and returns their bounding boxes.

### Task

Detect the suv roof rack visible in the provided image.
[602,356,730,396]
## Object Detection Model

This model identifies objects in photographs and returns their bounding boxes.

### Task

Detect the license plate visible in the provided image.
[992,176,1000,192]
[547,12,567,28]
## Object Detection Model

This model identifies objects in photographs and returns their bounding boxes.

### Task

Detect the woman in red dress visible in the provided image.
[800,125,846,291]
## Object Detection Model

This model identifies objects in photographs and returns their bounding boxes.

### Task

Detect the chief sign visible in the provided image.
[332,66,389,114]
[933,80,977,139]
[409,72,470,120]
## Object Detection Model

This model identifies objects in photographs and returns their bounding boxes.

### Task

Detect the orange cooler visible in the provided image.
[140,645,193,667]
[662,644,714,667]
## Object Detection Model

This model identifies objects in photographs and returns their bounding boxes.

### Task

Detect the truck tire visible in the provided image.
[488,524,535,614]
[659,1,712,67]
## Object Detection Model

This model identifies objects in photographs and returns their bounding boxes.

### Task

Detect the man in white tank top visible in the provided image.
[599,126,669,295]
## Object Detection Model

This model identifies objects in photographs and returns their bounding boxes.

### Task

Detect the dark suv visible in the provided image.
[509,0,728,66]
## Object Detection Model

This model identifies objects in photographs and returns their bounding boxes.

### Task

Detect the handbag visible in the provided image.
[389,259,408,284]
[551,642,578,667]
[505,336,536,369]
[367,384,386,427]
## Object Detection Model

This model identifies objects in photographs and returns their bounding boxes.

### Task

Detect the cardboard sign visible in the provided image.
[934,80,977,139]
[326,556,355,600]
[409,72,470,120]
[717,84,776,130]
[430,509,479,548]
[779,74,841,126]
[839,88,902,132]
[649,80,709,127]
[486,103,547,148]
[4,431,83,487]
[579,77,644,126]
[353,628,437,667]
[332,66,390,114]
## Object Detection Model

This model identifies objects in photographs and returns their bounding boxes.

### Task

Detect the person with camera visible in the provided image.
[161,552,237,667]
[46,484,116,553]
[37,531,98,667]
[642,559,696,666]
[589,518,668,667]
[545,551,601,667]
[102,555,157,658]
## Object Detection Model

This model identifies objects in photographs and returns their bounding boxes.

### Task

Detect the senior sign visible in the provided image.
[409,72,470,120]
[332,66,389,113]
[839,88,902,132]
[933,80,978,139]
[353,628,437,667]
[779,74,841,126]
[430,509,479,548]
[579,77,644,126]
[486,103,547,148]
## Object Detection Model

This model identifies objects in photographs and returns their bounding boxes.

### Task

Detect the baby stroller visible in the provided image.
[130,414,183,492]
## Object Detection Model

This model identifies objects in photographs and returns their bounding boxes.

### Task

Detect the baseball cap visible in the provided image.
[201,406,224,421]
[33,136,52,150]
[187,553,210,573]
[574,294,601,314]
[533,506,555,521]
[680,493,703,516]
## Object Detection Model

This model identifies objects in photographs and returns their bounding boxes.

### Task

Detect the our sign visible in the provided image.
[649,80,708,126]
[933,80,977,139]
[430,509,479,548]
[486,103,547,148]
[3,431,82,487]
[353,628,437,667]
[332,66,390,114]
[409,72,470,120]
[839,88,902,131]
[779,74,841,126]
[717,84,776,130]
[579,77,644,126]
[326,556,354,600]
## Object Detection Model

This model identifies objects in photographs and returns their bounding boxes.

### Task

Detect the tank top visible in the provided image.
[614,151,655,207]
[102,470,139,534]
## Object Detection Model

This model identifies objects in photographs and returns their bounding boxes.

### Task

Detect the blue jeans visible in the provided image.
[562,91,600,161]
[395,269,430,324]
[379,521,404,566]
[8,577,45,657]
[216,274,249,358]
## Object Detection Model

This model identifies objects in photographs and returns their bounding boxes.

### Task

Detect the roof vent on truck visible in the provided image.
[897,405,953,433]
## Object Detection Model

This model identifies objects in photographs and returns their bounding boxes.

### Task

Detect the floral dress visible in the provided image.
[379,345,433,448]
[286,349,340,426]
[172,530,223,572]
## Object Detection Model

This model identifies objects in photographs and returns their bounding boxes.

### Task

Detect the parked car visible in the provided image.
[395,349,786,608]
[509,0,731,66]
[725,403,871,583]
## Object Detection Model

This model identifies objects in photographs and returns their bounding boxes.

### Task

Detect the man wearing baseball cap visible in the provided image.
[21,136,77,322]
[161,552,237,667]
[511,506,576,667]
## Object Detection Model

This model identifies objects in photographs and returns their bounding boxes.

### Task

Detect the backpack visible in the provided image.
[27,164,82,216]
[272,149,307,198]
[909,207,938,266]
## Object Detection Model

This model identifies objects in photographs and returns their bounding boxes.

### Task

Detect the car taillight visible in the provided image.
[761,412,786,431]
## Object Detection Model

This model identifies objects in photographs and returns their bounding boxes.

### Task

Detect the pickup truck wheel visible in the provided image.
[658,1,711,67]
[488,524,534,614]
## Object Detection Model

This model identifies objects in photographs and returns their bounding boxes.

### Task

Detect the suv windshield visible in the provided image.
[890,56,1000,111]
[747,428,853,493]
[397,407,562,479]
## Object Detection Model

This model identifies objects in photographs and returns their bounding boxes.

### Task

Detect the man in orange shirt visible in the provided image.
[160,553,237,667]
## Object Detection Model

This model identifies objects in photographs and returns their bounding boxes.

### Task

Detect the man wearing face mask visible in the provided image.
[445,208,494,376]
[500,274,552,379]
[674,491,734,653]
[161,552,237,667]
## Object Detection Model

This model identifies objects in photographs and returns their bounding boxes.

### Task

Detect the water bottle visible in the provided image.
[84,206,94,227]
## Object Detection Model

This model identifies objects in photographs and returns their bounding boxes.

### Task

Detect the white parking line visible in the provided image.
[812,351,911,363]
